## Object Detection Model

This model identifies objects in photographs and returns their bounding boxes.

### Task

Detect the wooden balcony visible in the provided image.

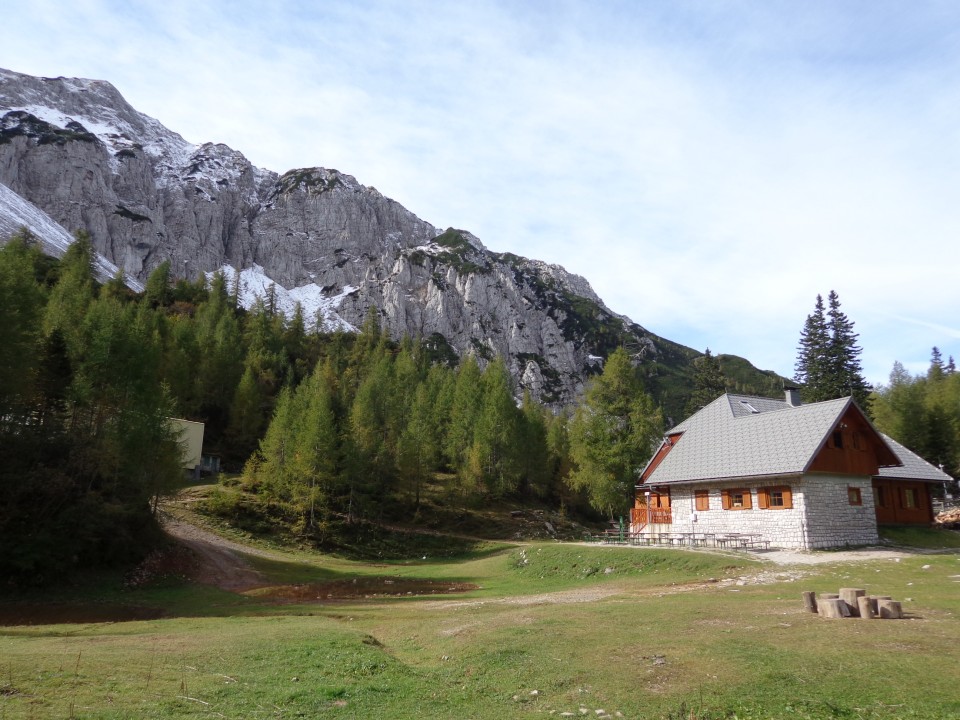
[631,507,673,525]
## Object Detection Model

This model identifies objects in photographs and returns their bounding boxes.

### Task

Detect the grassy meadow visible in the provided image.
[3,534,960,719]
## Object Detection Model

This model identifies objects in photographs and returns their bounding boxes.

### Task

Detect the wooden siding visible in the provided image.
[807,407,894,476]
[872,479,934,525]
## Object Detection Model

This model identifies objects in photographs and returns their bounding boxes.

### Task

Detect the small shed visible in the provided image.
[169,418,204,473]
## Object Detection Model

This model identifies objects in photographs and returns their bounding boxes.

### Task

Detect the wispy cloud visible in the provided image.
[2,0,958,385]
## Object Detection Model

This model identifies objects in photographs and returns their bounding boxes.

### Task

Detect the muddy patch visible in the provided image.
[0,603,165,626]
[252,577,478,604]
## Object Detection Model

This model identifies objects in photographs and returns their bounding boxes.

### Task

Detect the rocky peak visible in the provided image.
[0,67,787,413]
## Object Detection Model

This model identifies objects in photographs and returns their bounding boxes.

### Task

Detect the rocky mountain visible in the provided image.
[0,67,785,415]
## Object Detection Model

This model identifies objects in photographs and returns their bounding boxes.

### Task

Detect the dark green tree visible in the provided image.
[684,348,726,417]
[794,294,830,401]
[795,291,870,409]
[568,348,664,517]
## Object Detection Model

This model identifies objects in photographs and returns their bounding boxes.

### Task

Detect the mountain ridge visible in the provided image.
[0,67,787,414]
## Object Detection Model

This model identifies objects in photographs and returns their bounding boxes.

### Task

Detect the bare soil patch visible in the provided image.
[253,577,478,604]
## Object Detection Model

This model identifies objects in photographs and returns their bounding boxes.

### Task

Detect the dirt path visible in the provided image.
[160,512,275,591]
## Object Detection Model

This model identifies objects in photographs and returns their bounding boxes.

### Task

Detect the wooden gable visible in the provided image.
[807,405,899,476]
[639,433,683,483]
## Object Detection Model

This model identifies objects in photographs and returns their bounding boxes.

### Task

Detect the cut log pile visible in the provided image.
[935,507,960,529]
[802,588,904,619]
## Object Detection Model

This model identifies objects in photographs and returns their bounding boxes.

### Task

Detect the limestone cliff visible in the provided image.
[0,67,784,410]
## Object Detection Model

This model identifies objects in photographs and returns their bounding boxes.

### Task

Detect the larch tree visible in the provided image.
[568,347,664,517]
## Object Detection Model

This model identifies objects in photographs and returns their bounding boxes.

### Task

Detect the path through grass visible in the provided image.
[2,543,959,719]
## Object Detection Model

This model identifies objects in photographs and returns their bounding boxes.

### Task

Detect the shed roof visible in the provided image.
[877,434,953,483]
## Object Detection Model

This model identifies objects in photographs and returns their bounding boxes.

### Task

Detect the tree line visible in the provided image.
[0,230,669,582]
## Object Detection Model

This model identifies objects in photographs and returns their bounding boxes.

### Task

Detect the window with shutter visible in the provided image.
[722,488,751,510]
[758,486,792,510]
[695,490,710,511]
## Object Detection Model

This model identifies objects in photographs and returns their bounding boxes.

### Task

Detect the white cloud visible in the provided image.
[2,0,959,385]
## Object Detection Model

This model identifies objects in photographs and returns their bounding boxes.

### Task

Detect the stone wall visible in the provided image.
[641,474,878,550]
[801,474,878,549]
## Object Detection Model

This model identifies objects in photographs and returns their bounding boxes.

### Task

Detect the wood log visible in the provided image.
[802,591,818,613]
[869,596,891,616]
[856,596,875,619]
[878,599,903,619]
[818,598,851,619]
[839,588,865,617]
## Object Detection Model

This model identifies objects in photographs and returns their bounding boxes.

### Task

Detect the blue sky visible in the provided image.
[3,0,959,385]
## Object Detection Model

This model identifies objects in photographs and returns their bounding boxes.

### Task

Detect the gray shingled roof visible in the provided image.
[645,394,894,485]
[877,434,953,483]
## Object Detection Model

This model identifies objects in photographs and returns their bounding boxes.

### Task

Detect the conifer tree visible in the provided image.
[464,357,522,497]
[794,294,829,401]
[568,348,664,517]
[684,348,726,417]
[795,291,871,408]
[824,290,871,408]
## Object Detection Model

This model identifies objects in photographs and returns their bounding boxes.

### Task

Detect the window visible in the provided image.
[757,486,793,510]
[847,487,862,506]
[721,488,752,510]
[852,432,862,450]
[874,486,886,508]
[832,431,844,449]
[902,487,918,509]
[695,490,710,512]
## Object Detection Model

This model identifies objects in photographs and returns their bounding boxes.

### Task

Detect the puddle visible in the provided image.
[0,603,165,626]
[254,577,479,603]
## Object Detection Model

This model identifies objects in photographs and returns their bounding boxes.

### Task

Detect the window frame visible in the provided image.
[721,488,753,510]
[757,485,793,510]
[847,487,862,506]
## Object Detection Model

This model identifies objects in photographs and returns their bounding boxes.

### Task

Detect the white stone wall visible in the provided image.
[643,475,878,550]
[800,474,878,549]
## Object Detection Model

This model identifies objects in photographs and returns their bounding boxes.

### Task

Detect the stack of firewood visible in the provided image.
[935,507,960,528]
[802,588,903,619]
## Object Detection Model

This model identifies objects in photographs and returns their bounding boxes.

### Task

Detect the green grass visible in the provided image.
[879,524,960,549]
[3,538,960,718]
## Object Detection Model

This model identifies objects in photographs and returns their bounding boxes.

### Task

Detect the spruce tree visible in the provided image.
[794,294,829,401]
[684,348,726,417]
[824,290,871,408]
[795,291,870,409]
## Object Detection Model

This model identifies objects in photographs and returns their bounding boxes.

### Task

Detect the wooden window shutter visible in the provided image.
[742,490,753,510]
[782,487,793,509]
[757,488,769,509]
[721,490,731,510]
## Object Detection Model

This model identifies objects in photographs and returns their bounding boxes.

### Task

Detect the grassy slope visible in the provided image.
[3,520,960,718]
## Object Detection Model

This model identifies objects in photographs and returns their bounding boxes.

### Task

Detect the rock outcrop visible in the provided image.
[0,67,783,409]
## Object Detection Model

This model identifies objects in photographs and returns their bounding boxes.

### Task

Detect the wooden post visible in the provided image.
[878,599,903,619]
[818,598,850,619]
[856,596,875,619]
[839,588,865,617]
[869,596,891,616]
[801,591,818,614]
[819,593,839,600]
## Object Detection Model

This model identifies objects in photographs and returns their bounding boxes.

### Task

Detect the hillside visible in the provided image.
[0,67,788,411]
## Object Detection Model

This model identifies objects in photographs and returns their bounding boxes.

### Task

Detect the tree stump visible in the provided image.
[869,596,891,615]
[878,599,903,619]
[802,591,818,614]
[839,588,865,617]
[818,598,850,619]
[856,596,875,619]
